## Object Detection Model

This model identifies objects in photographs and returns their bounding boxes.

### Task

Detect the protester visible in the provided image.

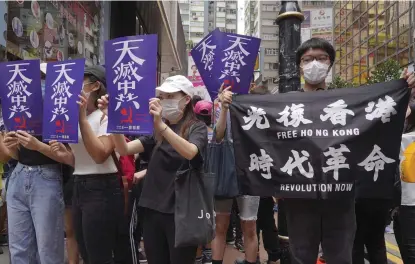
[2,64,73,264]
[49,65,127,264]
[193,97,214,264]
[285,38,415,264]
[99,75,208,264]
[212,84,261,264]
[393,97,415,263]
[248,84,281,264]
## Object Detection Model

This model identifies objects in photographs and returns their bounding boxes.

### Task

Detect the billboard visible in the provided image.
[311,8,333,28]
[187,52,212,102]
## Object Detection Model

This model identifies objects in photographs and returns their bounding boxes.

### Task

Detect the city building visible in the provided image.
[179,0,238,49]
[333,1,415,85]
[3,1,186,85]
[244,0,280,87]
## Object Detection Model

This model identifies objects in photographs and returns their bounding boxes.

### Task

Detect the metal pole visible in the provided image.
[276,2,304,263]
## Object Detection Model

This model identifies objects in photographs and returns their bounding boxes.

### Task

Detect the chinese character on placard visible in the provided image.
[219,36,251,83]
[49,63,76,134]
[197,35,217,71]
[358,144,395,181]
[112,39,144,124]
[6,63,33,129]
[322,144,351,181]
[277,104,313,128]
[249,149,274,179]
[320,99,355,126]
[281,150,314,178]
[365,95,397,123]
[242,106,270,130]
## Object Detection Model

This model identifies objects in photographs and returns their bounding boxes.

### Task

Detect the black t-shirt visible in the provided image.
[18,136,59,166]
[138,120,208,214]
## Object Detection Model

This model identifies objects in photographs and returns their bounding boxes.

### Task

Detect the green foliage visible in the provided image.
[328,75,354,89]
[367,59,402,84]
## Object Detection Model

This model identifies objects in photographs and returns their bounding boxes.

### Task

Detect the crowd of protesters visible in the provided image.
[0,38,414,264]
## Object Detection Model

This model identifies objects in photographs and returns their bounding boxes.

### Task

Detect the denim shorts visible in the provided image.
[215,195,260,221]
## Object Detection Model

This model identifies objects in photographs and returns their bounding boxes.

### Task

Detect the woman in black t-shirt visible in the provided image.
[98,75,208,264]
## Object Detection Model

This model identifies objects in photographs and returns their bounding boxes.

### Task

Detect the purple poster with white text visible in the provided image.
[42,59,85,143]
[105,34,157,135]
[0,59,43,134]
[213,32,261,95]
[191,29,222,99]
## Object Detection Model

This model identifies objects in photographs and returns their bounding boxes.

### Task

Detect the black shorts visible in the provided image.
[63,175,74,207]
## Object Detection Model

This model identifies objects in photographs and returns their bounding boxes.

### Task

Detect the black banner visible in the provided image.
[230,80,410,199]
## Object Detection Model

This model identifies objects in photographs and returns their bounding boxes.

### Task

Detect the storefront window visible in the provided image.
[7,1,102,65]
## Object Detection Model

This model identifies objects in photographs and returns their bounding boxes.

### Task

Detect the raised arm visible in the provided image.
[111,134,145,156]
[215,87,233,142]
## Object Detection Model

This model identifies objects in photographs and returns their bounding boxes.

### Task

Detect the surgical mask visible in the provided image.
[302,60,329,85]
[82,82,94,99]
[161,98,184,121]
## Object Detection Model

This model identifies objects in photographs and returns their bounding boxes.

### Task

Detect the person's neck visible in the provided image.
[87,107,97,116]
[304,81,326,92]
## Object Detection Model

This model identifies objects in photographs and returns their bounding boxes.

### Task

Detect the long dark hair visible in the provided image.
[179,95,198,139]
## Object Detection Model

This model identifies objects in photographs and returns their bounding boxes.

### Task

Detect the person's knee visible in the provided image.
[241,220,257,239]
[215,215,230,235]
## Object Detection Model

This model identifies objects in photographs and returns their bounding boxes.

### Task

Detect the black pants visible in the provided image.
[142,208,197,264]
[352,199,390,264]
[72,174,123,264]
[128,181,144,263]
[394,205,415,263]
[257,197,280,261]
[285,198,356,264]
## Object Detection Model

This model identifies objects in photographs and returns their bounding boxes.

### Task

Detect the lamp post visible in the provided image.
[276,2,304,263]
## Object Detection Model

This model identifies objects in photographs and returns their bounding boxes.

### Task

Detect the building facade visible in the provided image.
[1,1,185,85]
[179,0,238,49]
[333,1,415,85]
[244,0,280,87]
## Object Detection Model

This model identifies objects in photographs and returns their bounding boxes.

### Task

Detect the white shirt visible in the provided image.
[70,110,117,175]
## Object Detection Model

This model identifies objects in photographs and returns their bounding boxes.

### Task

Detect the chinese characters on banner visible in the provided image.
[191,29,221,100]
[105,34,157,135]
[229,79,409,200]
[0,59,43,134]
[42,59,85,143]
[191,29,261,99]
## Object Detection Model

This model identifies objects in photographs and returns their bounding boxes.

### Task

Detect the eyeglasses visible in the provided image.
[301,55,330,65]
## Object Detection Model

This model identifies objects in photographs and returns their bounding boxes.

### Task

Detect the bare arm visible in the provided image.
[159,126,200,160]
[215,106,228,142]
[215,88,233,142]
[111,134,144,156]
[0,133,12,163]
[79,119,114,164]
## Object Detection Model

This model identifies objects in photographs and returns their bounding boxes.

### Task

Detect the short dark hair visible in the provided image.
[296,38,335,67]
[192,95,202,107]
[86,74,107,108]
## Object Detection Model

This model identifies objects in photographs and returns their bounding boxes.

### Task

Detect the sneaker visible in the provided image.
[202,249,212,264]
[138,248,147,263]
[234,238,244,253]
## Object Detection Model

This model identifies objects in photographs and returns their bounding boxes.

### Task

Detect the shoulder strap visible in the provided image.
[111,151,122,176]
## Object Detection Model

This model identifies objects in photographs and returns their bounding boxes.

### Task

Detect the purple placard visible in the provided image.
[191,29,222,99]
[42,59,85,143]
[105,34,157,135]
[213,32,261,94]
[0,59,43,134]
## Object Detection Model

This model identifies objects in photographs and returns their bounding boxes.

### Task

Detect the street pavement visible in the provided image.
[0,225,403,264]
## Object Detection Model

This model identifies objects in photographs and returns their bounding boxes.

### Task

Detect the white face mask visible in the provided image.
[302,60,329,85]
[161,98,184,121]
